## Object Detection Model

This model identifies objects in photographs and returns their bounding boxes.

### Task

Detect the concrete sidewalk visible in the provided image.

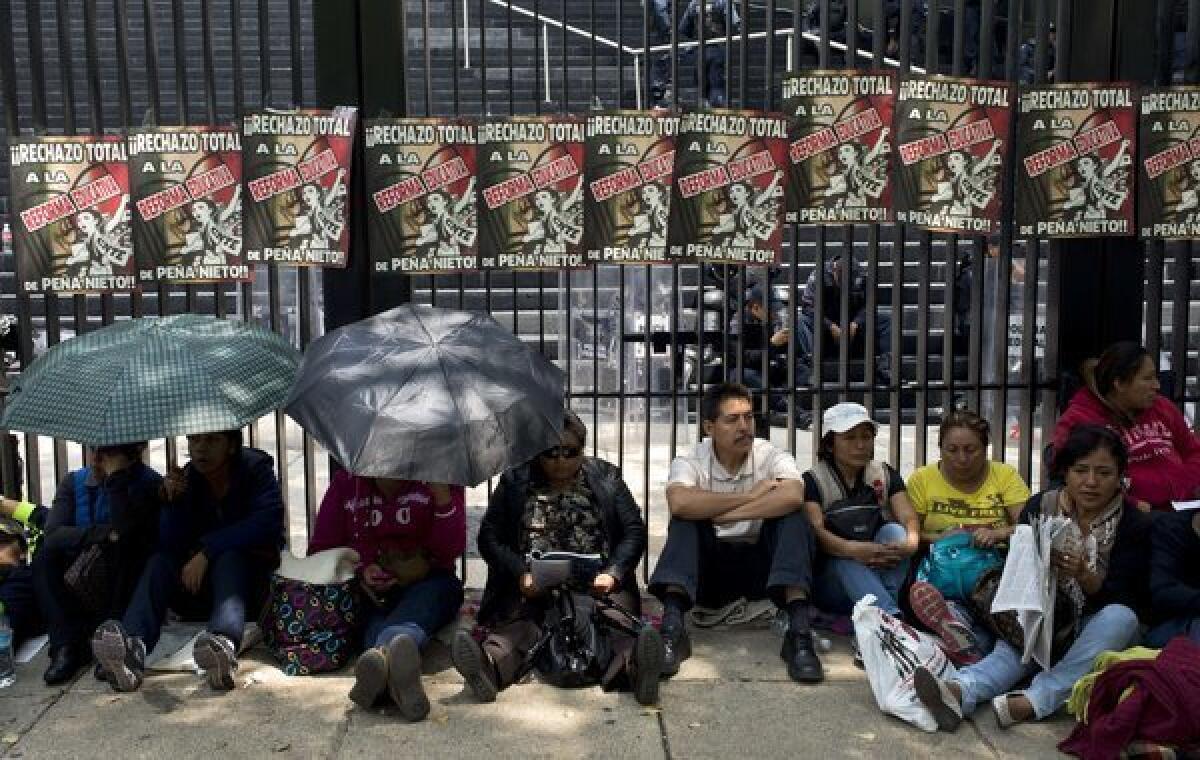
[0,626,1071,759]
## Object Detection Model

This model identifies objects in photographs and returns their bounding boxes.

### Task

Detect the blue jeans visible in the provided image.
[953,604,1140,719]
[122,550,273,652]
[364,570,464,650]
[1145,616,1200,648]
[815,522,910,616]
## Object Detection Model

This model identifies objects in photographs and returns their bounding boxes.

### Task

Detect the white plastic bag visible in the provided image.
[852,595,959,733]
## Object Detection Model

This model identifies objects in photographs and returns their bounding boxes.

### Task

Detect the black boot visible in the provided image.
[659,624,692,678]
[43,644,89,685]
[781,630,824,684]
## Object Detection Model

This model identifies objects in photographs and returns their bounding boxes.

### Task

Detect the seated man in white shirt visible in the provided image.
[648,383,823,683]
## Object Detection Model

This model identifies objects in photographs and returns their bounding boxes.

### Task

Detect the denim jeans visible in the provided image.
[814,522,910,616]
[1144,615,1200,648]
[952,604,1140,719]
[122,550,272,652]
[364,569,464,650]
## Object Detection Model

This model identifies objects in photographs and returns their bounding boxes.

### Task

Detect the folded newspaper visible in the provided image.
[989,515,1074,669]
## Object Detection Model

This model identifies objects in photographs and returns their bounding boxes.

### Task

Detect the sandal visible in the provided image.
[908,581,981,665]
[991,693,1031,729]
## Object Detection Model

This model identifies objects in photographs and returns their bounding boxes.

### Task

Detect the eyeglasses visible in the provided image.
[540,445,583,460]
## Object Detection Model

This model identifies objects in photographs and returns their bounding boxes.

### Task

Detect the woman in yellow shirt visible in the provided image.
[906,410,1031,663]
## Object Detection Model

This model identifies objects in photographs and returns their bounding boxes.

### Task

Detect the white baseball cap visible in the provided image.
[822,402,878,434]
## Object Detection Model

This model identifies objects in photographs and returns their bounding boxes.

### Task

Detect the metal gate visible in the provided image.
[0,0,1197,555]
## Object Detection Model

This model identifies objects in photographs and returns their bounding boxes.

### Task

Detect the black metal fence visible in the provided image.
[0,0,1196,554]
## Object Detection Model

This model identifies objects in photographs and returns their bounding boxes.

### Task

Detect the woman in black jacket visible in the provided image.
[453,410,664,706]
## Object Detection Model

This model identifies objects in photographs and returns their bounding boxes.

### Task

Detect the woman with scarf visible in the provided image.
[913,425,1151,730]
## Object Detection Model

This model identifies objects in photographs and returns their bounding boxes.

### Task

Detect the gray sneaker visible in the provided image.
[193,632,238,691]
[386,634,430,722]
[91,620,145,693]
[452,629,498,703]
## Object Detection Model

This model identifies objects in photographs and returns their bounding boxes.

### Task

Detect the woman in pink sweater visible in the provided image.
[1053,342,1200,511]
[308,472,465,722]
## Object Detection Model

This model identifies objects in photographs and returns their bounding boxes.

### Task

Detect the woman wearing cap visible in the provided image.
[452,409,665,706]
[802,403,920,618]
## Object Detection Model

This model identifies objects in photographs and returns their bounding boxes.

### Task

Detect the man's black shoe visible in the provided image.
[659,625,691,678]
[43,645,89,685]
[781,630,824,684]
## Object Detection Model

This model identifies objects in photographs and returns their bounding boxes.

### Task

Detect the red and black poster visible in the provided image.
[894,76,1012,234]
[1138,88,1200,239]
[242,107,357,266]
[583,111,678,264]
[365,118,477,274]
[666,109,789,265]
[1015,83,1136,238]
[128,126,248,284]
[782,69,895,224]
[8,135,136,293]
[477,116,587,270]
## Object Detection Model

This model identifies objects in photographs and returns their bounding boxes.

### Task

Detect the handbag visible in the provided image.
[63,541,114,615]
[264,575,363,675]
[533,590,612,689]
[916,532,1004,601]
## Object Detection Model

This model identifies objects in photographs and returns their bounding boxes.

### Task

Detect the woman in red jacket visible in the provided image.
[308,474,466,722]
[1053,342,1200,511]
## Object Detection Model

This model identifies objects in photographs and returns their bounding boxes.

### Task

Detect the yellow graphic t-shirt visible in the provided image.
[907,461,1031,539]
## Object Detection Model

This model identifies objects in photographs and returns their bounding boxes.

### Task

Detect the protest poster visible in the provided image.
[583,111,678,264]
[365,118,478,274]
[9,135,136,293]
[782,69,895,224]
[894,76,1012,234]
[1015,83,1136,237]
[477,116,587,270]
[242,107,357,266]
[666,109,789,265]
[128,126,248,284]
[1138,87,1200,239]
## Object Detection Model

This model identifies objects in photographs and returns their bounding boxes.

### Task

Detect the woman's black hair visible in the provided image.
[817,432,837,462]
[95,441,147,462]
[1052,424,1128,479]
[938,409,991,449]
[561,409,587,448]
[1093,342,1152,397]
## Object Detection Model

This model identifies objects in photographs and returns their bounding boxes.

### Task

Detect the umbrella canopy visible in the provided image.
[285,303,565,486]
[2,314,300,446]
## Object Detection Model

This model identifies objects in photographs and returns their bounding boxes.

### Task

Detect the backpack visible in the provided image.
[810,459,890,542]
[264,575,363,675]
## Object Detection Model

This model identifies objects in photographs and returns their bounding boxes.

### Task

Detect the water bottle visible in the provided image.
[0,614,15,688]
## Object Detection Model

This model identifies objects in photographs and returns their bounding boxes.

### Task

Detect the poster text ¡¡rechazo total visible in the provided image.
[587,115,676,203]
[367,123,476,214]
[12,141,128,234]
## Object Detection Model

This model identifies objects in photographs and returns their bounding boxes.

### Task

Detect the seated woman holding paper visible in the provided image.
[308,472,465,722]
[913,425,1151,731]
[452,409,666,706]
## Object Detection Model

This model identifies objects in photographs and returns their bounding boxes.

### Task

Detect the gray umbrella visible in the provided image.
[285,304,565,486]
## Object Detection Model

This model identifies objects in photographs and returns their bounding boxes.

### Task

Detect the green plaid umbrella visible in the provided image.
[1,314,300,445]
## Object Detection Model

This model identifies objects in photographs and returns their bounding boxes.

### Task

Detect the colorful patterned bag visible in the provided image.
[264,575,363,675]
